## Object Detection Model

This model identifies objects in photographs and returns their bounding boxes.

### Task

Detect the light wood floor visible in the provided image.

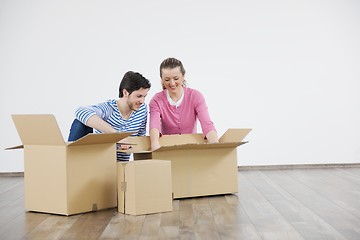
[1,167,360,240]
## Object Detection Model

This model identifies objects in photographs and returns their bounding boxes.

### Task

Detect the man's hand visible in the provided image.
[117,138,132,150]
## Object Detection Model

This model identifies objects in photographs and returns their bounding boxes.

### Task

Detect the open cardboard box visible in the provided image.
[122,128,252,199]
[6,114,133,216]
[117,160,173,215]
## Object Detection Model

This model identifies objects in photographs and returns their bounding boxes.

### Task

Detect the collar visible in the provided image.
[166,88,184,108]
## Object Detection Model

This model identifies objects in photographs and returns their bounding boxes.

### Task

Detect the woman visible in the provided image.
[149,57,218,150]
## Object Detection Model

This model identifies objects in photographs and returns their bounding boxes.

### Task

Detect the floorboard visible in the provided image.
[1,167,360,240]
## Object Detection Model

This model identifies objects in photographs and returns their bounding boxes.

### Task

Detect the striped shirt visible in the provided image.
[75,99,148,161]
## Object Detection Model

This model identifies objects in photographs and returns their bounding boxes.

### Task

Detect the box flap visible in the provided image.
[5,145,24,150]
[159,133,204,146]
[117,149,152,154]
[219,128,252,143]
[126,133,205,150]
[119,131,251,154]
[118,142,248,154]
[127,136,151,151]
[68,132,135,146]
[154,141,248,151]
[12,114,65,145]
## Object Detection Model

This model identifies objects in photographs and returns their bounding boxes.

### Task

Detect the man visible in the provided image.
[68,71,151,161]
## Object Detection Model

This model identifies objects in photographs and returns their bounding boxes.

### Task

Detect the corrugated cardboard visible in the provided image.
[7,114,134,216]
[123,128,252,199]
[117,160,173,215]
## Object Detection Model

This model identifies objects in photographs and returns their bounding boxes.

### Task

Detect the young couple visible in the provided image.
[68,57,219,161]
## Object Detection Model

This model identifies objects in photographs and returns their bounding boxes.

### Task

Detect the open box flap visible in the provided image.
[5,145,24,150]
[127,133,205,151]
[127,136,151,151]
[159,133,204,146]
[118,149,151,154]
[68,132,136,146]
[154,141,248,151]
[12,114,65,146]
[219,128,252,143]
[119,129,252,153]
[118,141,248,154]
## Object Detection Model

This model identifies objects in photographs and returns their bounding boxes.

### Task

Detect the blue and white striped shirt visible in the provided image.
[75,99,148,161]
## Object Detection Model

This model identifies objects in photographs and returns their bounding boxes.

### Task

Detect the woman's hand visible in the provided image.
[150,128,161,151]
[206,130,219,144]
[151,141,161,151]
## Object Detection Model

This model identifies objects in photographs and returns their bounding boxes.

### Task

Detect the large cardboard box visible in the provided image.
[7,114,133,216]
[123,129,252,199]
[117,160,173,215]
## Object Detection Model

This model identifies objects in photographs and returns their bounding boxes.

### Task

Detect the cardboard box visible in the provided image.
[7,114,134,216]
[123,129,252,199]
[117,160,173,215]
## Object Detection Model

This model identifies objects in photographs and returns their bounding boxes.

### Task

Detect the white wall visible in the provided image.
[1,0,360,172]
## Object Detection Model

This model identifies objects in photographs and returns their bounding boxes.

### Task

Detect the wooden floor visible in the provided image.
[1,167,360,240]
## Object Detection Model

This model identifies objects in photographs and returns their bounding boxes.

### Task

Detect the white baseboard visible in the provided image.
[238,163,360,171]
[1,164,359,177]
[0,172,24,177]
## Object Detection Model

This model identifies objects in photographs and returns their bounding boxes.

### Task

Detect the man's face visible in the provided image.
[126,88,149,111]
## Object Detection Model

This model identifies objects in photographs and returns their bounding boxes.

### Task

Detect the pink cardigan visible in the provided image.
[149,87,216,136]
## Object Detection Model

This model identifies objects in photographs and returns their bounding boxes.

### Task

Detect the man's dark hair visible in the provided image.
[119,71,151,98]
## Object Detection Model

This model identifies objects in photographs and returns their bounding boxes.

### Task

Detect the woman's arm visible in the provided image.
[149,94,163,150]
[205,130,219,143]
[193,90,219,143]
[150,128,161,150]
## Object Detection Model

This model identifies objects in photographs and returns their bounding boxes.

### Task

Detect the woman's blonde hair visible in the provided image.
[160,57,187,90]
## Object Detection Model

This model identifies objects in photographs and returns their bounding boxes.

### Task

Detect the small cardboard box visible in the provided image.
[7,114,134,216]
[117,160,173,215]
[123,129,252,199]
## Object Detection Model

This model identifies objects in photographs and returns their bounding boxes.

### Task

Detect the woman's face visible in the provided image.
[161,66,185,94]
